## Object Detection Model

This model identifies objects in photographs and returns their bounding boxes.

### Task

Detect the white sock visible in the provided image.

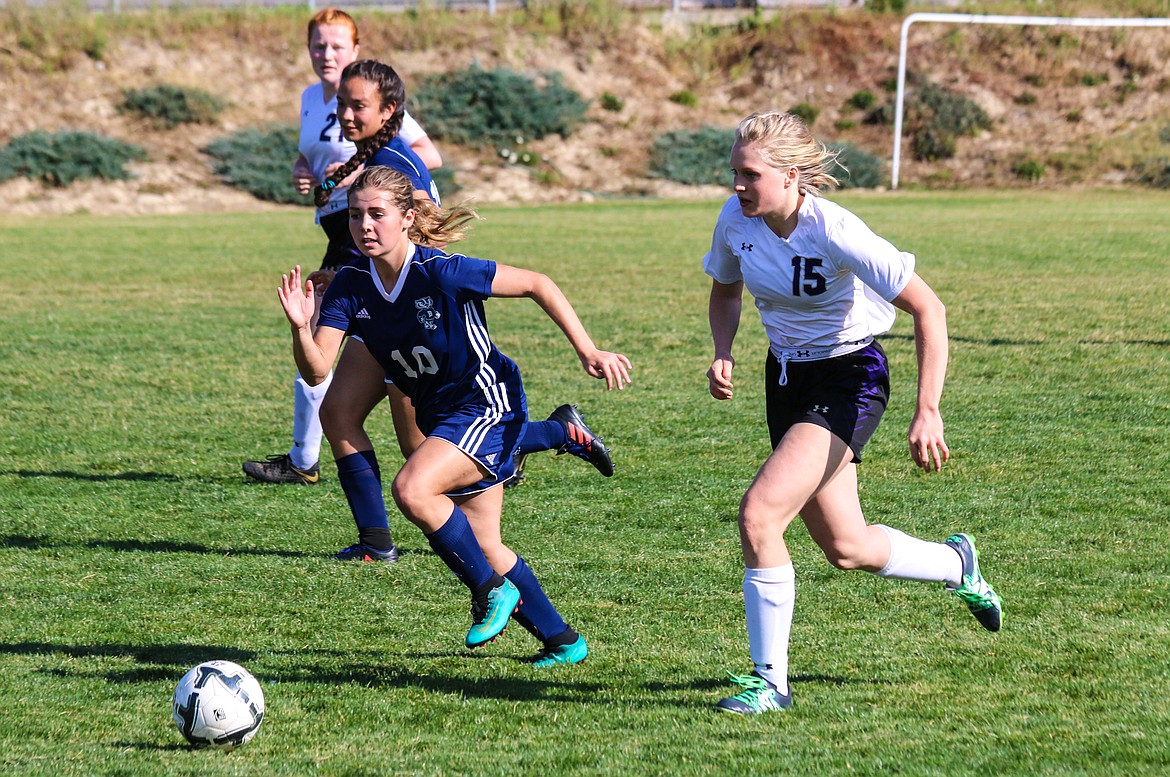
[743,564,795,695]
[874,525,962,587]
[289,371,333,470]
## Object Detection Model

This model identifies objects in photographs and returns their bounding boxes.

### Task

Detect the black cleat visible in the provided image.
[242,454,320,485]
[548,404,614,477]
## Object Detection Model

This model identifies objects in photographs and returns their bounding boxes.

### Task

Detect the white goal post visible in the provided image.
[891,12,1170,189]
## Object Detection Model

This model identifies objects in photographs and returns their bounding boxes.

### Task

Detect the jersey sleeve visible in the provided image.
[315,270,357,333]
[398,111,426,146]
[368,144,438,205]
[825,210,916,301]
[702,197,744,285]
[434,253,496,301]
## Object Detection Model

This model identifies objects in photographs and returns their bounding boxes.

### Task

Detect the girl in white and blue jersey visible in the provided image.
[279,166,631,663]
[704,111,1003,715]
[244,7,441,490]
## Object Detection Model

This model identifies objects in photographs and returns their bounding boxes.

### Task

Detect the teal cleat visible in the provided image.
[945,533,1003,632]
[531,635,588,668]
[715,671,792,714]
[466,579,521,648]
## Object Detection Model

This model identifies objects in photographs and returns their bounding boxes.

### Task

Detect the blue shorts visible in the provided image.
[764,342,890,464]
[426,385,527,497]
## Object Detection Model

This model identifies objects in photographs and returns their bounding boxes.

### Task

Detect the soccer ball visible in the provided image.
[172,660,265,750]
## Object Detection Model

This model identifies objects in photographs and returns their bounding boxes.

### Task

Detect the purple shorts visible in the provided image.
[764,342,890,463]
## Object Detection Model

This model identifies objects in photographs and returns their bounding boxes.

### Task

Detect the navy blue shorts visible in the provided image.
[764,342,890,463]
[423,378,528,497]
[317,210,362,271]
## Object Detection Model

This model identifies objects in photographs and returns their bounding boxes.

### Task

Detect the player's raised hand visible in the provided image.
[277,266,316,331]
[581,349,632,391]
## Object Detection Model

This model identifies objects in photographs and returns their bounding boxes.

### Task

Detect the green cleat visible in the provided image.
[714,671,792,714]
[466,579,521,648]
[945,533,1003,632]
[531,634,588,668]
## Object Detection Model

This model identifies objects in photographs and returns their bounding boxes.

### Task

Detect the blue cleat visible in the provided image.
[531,634,588,668]
[466,579,521,648]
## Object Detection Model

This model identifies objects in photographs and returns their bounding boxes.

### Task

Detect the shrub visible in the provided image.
[788,102,819,126]
[1159,123,1170,145]
[0,130,146,186]
[1133,157,1170,189]
[846,90,876,112]
[120,84,227,129]
[648,126,734,186]
[669,89,699,108]
[834,119,856,131]
[414,65,588,148]
[1011,157,1045,182]
[826,141,884,189]
[204,125,309,205]
[600,92,625,112]
[907,82,991,162]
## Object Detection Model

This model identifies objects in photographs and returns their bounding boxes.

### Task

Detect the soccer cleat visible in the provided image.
[715,671,792,714]
[242,454,320,485]
[530,634,588,668]
[335,543,399,563]
[945,533,1002,632]
[503,452,528,489]
[548,404,614,477]
[466,579,521,648]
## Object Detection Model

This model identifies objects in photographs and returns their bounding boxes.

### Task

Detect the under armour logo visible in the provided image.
[812,404,829,414]
[796,350,811,358]
[741,242,753,252]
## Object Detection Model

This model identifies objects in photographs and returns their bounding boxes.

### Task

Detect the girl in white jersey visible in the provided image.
[704,111,1003,715]
[243,7,440,489]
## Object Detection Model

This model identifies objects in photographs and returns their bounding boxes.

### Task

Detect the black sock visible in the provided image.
[357,527,394,551]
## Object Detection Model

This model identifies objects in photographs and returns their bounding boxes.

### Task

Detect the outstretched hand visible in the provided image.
[581,349,633,391]
[277,266,316,331]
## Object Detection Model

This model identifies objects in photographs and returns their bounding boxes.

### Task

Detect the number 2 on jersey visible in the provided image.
[390,346,439,378]
[791,256,827,296]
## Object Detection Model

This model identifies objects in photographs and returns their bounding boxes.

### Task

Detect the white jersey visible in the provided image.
[297,82,428,220]
[703,194,915,357]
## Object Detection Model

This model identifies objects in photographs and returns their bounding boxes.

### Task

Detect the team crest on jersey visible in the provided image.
[414,297,441,330]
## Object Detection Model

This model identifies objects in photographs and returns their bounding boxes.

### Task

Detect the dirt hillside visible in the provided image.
[2,7,1169,216]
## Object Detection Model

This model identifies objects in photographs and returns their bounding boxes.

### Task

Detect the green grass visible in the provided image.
[1,190,1169,775]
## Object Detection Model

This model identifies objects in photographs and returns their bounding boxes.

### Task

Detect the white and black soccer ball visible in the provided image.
[172,660,265,750]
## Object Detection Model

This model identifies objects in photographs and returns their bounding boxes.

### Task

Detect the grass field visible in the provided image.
[1,190,1168,776]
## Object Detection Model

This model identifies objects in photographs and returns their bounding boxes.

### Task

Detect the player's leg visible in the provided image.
[460,489,587,666]
[320,339,398,562]
[391,440,519,647]
[716,422,840,714]
[242,371,332,485]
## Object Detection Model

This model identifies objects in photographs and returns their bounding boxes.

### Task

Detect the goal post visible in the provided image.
[891,12,1170,189]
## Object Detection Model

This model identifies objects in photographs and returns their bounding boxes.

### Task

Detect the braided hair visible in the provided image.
[313,59,407,208]
[349,166,479,248]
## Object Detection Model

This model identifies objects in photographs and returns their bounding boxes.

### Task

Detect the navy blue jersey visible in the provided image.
[368,137,441,206]
[316,244,522,435]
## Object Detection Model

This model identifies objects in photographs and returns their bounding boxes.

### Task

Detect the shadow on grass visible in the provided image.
[2,641,257,668]
[0,534,318,559]
[884,333,1170,348]
[1,469,184,482]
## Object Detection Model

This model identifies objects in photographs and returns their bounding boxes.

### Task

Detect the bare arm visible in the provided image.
[277,266,346,385]
[891,272,950,472]
[410,137,443,170]
[490,264,631,390]
[707,279,744,400]
[292,153,314,196]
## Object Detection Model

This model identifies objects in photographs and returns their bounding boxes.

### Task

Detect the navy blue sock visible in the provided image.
[505,556,569,642]
[335,450,392,549]
[425,505,496,590]
[518,420,567,455]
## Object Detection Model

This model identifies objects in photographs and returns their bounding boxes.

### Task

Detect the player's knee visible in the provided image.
[820,539,868,570]
[388,476,425,525]
[319,394,360,440]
